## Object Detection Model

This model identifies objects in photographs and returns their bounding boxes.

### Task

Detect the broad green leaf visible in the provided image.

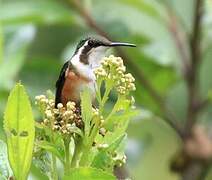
[93,0,169,42]
[127,116,180,180]
[0,0,74,25]
[107,134,127,153]
[64,167,116,180]
[64,125,83,137]
[0,140,12,179]
[32,151,51,178]
[0,25,3,64]
[92,0,184,66]
[79,147,98,167]
[92,134,126,172]
[80,88,93,138]
[142,36,179,66]
[166,81,188,123]
[30,164,49,180]
[37,141,65,164]
[0,25,35,90]
[118,0,167,27]
[124,48,176,112]
[91,150,113,172]
[19,57,61,99]
[4,83,35,180]
[105,108,138,132]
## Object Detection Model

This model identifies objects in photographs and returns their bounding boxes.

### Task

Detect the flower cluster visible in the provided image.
[94,55,136,95]
[35,95,82,135]
[92,108,104,124]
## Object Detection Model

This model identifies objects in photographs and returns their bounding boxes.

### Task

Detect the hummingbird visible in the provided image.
[55,37,136,108]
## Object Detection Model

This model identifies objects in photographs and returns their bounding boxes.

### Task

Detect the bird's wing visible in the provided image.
[55,61,69,107]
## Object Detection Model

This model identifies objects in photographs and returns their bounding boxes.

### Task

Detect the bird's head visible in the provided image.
[73,37,136,69]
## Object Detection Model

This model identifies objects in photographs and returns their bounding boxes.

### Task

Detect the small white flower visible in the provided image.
[57,103,63,109]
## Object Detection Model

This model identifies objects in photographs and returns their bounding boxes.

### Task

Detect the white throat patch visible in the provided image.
[70,42,95,81]
[70,41,108,81]
[88,46,108,69]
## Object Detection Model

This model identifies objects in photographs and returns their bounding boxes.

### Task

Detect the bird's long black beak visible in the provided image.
[109,42,136,47]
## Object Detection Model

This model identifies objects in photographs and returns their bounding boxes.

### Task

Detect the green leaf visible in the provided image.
[91,150,113,172]
[105,108,138,132]
[142,36,178,66]
[0,25,3,64]
[107,134,127,153]
[127,116,180,180]
[92,135,126,172]
[80,88,93,138]
[0,140,12,179]
[19,57,61,99]
[166,81,188,123]
[4,83,35,180]
[0,26,35,90]
[0,0,74,25]
[36,141,65,164]
[67,125,83,137]
[119,0,162,19]
[64,167,116,180]
[93,1,167,40]
[32,151,51,178]
[30,164,49,180]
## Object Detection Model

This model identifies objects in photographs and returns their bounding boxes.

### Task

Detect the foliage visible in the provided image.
[0,0,212,179]
[1,56,135,179]
[64,167,116,180]
[3,83,35,180]
[33,55,136,179]
[0,140,12,179]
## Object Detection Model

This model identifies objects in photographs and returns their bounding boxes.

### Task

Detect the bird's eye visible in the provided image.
[88,40,94,46]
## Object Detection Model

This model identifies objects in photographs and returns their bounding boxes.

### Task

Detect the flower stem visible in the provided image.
[105,96,122,122]
[99,82,113,113]
[80,117,100,166]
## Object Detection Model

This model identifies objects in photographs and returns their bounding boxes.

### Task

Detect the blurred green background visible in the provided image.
[0,0,212,179]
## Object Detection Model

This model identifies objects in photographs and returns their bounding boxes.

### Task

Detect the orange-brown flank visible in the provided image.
[61,69,91,105]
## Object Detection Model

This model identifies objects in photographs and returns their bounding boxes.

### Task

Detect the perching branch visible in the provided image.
[166,0,204,136]
[69,0,183,137]
[185,0,204,135]
[166,7,191,77]
[167,0,210,179]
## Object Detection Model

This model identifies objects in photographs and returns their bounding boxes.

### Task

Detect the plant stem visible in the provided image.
[89,118,100,146]
[105,96,122,123]
[99,82,113,113]
[79,146,91,166]
[51,154,58,180]
[50,120,58,180]
[80,117,101,166]
[70,138,82,168]
[96,78,103,104]
[64,137,71,174]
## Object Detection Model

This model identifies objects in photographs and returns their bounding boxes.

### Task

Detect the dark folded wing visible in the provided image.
[55,61,69,107]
